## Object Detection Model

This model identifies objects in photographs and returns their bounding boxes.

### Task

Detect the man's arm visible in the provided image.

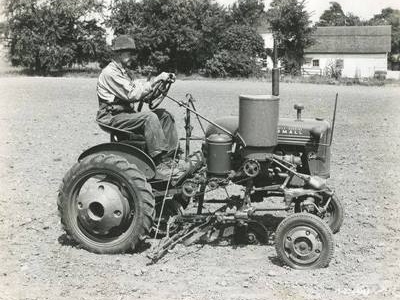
[102,71,152,103]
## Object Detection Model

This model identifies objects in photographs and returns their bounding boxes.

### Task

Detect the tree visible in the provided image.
[345,13,363,26]
[109,0,266,76]
[317,2,346,26]
[316,2,364,26]
[368,8,400,57]
[267,0,315,75]
[230,0,265,27]
[4,0,109,74]
[218,24,264,56]
[109,0,228,74]
[204,24,265,77]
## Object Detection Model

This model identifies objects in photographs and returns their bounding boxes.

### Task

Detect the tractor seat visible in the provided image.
[97,121,147,151]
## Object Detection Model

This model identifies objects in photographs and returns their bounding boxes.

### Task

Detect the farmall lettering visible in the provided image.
[278,126,305,136]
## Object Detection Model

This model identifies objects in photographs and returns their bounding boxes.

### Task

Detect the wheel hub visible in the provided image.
[284,226,322,265]
[76,181,131,235]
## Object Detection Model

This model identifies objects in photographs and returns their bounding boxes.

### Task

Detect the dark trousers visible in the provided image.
[97,106,178,158]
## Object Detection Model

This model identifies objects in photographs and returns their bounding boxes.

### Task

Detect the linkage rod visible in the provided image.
[166,95,233,137]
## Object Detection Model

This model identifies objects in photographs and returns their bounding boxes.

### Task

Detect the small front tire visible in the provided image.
[275,213,334,269]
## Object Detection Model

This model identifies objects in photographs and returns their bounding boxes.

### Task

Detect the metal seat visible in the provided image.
[97,121,146,151]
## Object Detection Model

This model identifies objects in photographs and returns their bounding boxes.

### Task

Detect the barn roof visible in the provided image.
[305,26,391,54]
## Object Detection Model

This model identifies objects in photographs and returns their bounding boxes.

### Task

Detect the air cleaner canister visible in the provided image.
[206,133,232,175]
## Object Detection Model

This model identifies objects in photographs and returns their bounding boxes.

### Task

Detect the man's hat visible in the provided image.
[111,35,136,51]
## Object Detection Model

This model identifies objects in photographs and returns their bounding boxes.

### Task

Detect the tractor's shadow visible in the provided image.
[58,213,286,266]
[177,213,286,267]
[57,234,152,254]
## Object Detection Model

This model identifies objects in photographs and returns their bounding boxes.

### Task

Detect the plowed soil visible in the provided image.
[0,77,399,300]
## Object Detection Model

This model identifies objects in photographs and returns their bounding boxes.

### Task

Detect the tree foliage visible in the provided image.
[316,2,364,26]
[109,0,265,77]
[230,0,265,27]
[4,0,109,74]
[108,0,228,73]
[204,50,258,77]
[368,8,400,56]
[204,24,265,77]
[267,0,315,75]
[218,25,264,56]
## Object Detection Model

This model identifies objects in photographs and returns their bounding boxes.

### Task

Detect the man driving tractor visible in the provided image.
[96,34,178,176]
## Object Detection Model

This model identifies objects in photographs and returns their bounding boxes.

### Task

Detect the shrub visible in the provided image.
[204,50,260,78]
[324,59,342,79]
[218,25,265,56]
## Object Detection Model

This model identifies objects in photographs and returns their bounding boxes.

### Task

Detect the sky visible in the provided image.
[0,0,399,23]
[218,0,400,22]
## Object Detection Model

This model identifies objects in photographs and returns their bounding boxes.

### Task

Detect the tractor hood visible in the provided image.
[278,117,331,145]
[206,116,331,146]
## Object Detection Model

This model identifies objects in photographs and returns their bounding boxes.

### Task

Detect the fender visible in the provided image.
[78,142,156,179]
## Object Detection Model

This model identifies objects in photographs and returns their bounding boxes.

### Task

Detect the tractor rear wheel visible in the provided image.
[275,213,334,269]
[57,154,154,254]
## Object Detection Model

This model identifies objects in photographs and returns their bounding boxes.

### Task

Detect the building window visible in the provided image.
[305,57,312,65]
[312,59,319,67]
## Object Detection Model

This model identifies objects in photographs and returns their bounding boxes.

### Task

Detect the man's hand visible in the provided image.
[154,72,176,84]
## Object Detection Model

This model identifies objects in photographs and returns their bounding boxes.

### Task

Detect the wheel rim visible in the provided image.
[283,225,323,266]
[69,170,137,245]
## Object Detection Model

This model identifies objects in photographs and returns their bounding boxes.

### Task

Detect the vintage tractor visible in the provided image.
[58,78,343,269]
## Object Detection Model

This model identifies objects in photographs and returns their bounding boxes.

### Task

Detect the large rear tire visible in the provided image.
[57,154,154,254]
[275,213,334,269]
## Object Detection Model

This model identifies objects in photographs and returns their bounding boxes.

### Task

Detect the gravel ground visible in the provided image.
[0,77,399,300]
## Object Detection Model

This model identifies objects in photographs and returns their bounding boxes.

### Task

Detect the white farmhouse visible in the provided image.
[303,26,392,78]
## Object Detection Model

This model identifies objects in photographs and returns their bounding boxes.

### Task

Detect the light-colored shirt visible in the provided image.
[97,60,152,103]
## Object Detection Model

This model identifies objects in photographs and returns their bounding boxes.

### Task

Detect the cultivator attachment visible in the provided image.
[148,215,214,264]
[148,152,342,268]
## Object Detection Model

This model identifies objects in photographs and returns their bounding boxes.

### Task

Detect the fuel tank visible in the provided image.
[238,95,279,159]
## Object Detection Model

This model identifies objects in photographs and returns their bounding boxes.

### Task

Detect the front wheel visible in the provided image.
[275,213,334,269]
[298,194,344,234]
[57,154,155,254]
[320,194,344,234]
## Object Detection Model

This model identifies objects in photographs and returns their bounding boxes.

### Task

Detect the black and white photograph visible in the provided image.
[0,0,399,299]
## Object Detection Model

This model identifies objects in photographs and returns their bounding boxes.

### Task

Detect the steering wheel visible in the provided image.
[137,76,174,112]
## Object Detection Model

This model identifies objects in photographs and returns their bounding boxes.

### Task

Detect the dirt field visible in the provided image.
[0,77,399,300]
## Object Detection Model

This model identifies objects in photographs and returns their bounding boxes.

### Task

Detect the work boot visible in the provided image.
[155,158,179,179]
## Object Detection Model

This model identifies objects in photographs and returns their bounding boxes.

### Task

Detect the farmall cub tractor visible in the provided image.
[58,78,343,269]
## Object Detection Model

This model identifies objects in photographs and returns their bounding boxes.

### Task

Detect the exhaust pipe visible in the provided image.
[272,37,279,96]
